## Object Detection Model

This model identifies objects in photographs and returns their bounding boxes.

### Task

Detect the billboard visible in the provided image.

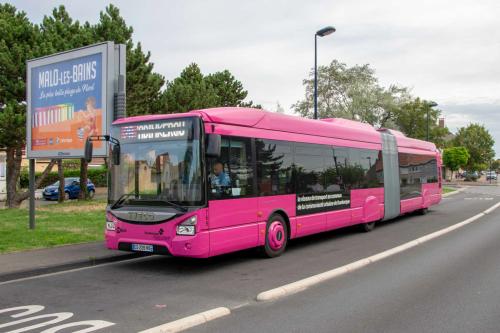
[26,42,115,158]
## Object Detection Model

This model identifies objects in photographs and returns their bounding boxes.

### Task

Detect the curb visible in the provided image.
[256,200,500,302]
[137,307,231,333]
[0,252,143,283]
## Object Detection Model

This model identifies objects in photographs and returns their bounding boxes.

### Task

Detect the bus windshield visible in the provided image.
[109,118,203,208]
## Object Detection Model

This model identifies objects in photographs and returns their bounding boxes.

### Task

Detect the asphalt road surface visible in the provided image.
[1,186,499,333]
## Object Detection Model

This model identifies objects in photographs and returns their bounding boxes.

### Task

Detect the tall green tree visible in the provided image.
[442,146,470,178]
[0,4,167,206]
[0,4,58,207]
[453,124,495,171]
[164,64,260,113]
[164,63,218,113]
[39,5,94,52]
[92,5,166,116]
[205,70,248,107]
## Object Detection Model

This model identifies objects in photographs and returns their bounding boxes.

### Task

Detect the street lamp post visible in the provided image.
[426,101,438,141]
[314,26,336,120]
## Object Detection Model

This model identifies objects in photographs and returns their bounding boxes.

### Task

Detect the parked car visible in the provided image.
[463,171,479,181]
[43,177,95,200]
[486,171,497,180]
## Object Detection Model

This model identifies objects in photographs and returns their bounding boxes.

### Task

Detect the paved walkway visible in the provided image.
[0,241,140,282]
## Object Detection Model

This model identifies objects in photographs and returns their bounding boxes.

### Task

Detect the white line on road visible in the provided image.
[256,200,500,302]
[137,307,230,333]
[0,256,148,286]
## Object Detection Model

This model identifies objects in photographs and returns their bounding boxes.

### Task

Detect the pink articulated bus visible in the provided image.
[97,107,441,258]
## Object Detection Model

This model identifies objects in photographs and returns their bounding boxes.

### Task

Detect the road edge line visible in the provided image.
[256,200,499,302]
[137,307,230,333]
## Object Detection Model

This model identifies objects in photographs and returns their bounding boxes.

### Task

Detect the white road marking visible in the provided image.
[0,256,147,286]
[137,307,230,333]
[256,201,500,302]
[0,305,45,318]
[0,305,115,333]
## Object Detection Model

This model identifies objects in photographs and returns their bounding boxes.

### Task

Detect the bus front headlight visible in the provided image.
[106,212,116,231]
[176,216,197,236]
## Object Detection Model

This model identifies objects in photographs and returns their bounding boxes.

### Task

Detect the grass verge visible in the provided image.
[0,199,106,254]
[443,187,457,194]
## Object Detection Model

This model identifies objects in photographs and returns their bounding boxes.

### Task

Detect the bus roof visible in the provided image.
[113,107,437,153]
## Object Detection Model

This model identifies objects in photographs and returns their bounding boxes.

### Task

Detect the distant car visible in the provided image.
[463,171,479,181]
[486,171,497,180]
[43,177,95,200]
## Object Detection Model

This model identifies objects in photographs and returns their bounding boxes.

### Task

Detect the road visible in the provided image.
[0,186,499,332]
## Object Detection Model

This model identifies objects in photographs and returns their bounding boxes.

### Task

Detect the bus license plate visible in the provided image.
[131,244,154,252]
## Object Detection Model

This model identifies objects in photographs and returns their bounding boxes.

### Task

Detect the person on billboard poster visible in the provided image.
[83,96,98,138]
[76,96,99,141]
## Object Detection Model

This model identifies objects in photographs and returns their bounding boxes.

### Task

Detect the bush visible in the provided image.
[20,167,108,189]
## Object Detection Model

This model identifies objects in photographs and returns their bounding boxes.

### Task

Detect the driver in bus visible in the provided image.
[209,161,230,195]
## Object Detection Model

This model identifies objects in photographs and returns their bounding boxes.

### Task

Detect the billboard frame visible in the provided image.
[26,41,115,159]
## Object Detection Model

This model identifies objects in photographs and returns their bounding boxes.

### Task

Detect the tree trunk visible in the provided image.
[5,147,21,208]
[57,159,64,203]
[79,158,88,200]
[5,146,57,208]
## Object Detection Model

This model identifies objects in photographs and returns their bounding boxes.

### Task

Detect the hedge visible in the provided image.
[20,167,107,189]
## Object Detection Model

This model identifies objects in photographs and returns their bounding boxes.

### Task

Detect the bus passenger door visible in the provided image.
[207,136,259,256]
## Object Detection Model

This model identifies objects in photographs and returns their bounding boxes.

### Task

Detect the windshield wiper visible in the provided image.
[112,193,188,212]
[111,192,138,209]
[146,199,188,212]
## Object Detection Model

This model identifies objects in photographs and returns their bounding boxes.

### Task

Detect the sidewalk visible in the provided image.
[0,241,142,282]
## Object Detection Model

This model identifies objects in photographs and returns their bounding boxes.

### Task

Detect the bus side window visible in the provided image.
[208,136,254,199]
[256,139,293,196]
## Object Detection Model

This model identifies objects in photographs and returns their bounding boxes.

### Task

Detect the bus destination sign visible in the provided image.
[119,119,192,143]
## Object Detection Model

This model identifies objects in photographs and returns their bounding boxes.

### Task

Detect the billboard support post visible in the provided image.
[29,159,35,229]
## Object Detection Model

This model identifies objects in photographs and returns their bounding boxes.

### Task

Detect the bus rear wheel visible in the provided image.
[360,221,376,232]
[263,214,288,258]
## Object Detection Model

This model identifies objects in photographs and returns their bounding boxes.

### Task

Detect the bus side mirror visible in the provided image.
[206,134,221,158]
[112,145,121,165]
[84,139,93,163]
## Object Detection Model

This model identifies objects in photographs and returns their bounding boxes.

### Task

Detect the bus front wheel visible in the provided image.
[263,214,288,258]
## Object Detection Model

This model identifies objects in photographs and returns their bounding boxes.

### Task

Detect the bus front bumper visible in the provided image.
[105,228,210,258]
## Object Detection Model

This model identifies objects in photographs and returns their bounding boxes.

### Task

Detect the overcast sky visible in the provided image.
[12,0,500,156]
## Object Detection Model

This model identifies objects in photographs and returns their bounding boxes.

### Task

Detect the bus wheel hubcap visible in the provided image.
[268,221,285,250]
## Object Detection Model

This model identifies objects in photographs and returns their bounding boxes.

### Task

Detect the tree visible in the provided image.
[293,60,450,147]
[164,63,261,113]
[205,70,248,107]
[491,159,500,172]
[0,4,60,207]
[394,98,450,146]
[1,4,169,206]
[164,63,218,113]
[293,60,410,125]
[453,124,495,171]
[92,5,167,116]
[442,146,469,178]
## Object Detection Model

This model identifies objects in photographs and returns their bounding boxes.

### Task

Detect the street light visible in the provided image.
[426,101,438,141]
[314,26,336,120]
